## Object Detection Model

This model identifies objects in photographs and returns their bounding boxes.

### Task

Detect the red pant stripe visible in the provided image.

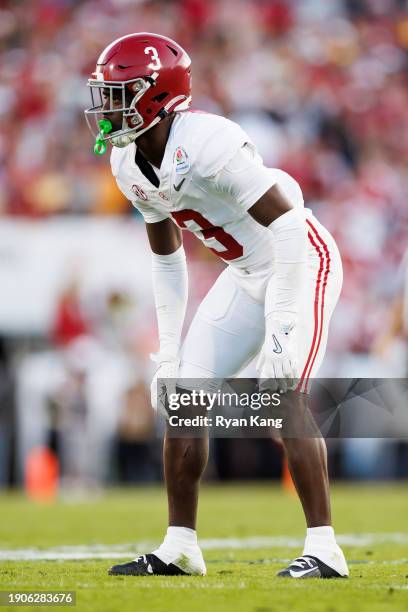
[297,219,330,393]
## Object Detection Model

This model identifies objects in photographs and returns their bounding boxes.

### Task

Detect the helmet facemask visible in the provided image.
[85,73,160,150]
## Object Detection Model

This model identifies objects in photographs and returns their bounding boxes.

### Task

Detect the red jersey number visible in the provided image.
[171,210,243,261]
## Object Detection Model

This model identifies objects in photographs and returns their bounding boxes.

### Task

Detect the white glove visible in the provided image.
[257,317,299,393]
[150,353,180,416]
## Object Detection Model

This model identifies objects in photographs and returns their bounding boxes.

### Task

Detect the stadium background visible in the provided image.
[0,0,407,492]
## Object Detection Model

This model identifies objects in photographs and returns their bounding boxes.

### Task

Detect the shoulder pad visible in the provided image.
[195,114,250,178]
[173,112,251,179]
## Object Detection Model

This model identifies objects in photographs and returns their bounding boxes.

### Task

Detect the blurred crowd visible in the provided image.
[0,0,407,487]
[1,0,407,354]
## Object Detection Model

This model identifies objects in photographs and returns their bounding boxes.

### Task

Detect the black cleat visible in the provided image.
[277,555,348,579]
[108,553,188,576]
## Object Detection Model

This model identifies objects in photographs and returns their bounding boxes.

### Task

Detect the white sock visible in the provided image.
[303,526,348,576]
[166,526,198,545]
[150,526,206,575]
[305,526,336,545]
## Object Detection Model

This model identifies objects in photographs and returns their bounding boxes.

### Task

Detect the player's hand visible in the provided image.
[257,317,299,393]
[150,353,180,416]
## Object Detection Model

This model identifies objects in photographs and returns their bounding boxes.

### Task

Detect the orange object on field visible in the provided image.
[25,447,59,502]
[282,457,296,495]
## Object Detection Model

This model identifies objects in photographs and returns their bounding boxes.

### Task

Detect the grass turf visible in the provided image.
[0,484,407,611]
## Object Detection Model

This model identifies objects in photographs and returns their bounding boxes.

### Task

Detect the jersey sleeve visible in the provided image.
[132,199,169,224]
[194,115,251,178]
[134,202,169,223]
[213,143,304,213]
[114,177,169,223]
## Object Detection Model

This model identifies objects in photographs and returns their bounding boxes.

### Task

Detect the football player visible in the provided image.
[85,33,349,580]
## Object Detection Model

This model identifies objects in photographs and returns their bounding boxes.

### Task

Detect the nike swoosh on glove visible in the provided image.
[257,318,299,393]
[150,353,180,417]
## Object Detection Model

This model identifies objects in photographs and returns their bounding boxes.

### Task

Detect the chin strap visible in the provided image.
[109,131,139,148]
[109,114,163,148]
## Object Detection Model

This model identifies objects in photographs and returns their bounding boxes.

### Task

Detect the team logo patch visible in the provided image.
[174,146,190,174]
[132,184,149,201]
[158,191,169,201]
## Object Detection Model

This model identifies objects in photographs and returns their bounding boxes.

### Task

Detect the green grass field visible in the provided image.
[1,484,407,611]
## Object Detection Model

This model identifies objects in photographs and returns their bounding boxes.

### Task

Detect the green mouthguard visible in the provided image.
[93,119,113,156]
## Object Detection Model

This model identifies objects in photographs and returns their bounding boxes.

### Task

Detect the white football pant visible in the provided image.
[179,216,343,393]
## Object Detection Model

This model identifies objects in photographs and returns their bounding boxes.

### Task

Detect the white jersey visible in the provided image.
[111,111,304,300]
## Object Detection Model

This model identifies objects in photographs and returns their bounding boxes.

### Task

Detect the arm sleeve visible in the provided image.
[265,208,308,319]
[151,245,188,358]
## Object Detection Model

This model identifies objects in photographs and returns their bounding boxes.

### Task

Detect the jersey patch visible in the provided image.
[132,184,149,201]
[174,146,190,174]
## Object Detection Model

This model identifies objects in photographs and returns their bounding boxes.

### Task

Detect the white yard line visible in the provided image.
[1,533,408,561]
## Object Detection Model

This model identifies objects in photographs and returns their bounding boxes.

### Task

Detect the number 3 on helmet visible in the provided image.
[85,32,192,151]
